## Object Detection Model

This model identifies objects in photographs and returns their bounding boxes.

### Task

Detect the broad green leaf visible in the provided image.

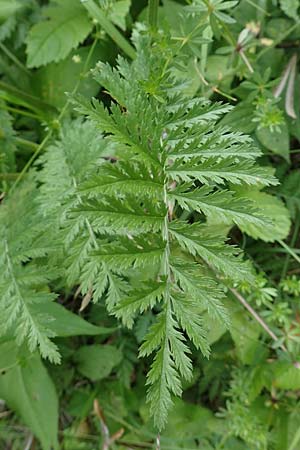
[164,398,215,440]
[273,361,300,390]
[266,18,293,39]
[220,102,256,133]
[234,188,291,242]
[157,0,186,31]
[30,301,116,337]
[288,410,300,450]
[0,0,22,22]
[75,345,122,381]
[206,55,234,88]
[280,0,299,19]
[140,397,217,445]
[280,170,300,219]
[230,311,261,364]
[256,122,290,161]
[26,0,92,68]
[32,43,115,109]
[109,0,131,30]
[0,340,58,450]
[205,312,227,344]
[67,388,94,419]
[273,410,289,450]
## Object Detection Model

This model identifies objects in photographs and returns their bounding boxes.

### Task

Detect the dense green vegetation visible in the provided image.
[0,0,300,449]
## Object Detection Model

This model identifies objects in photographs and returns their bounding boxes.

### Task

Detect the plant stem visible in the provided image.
[15,137,39,151]
[0,42,31,76]
[0,173,19,180]
[278,238,300,265]
[155,433,161,450]
[0,105,40,120]
[245,0,270,15]
[148,0,159,31]
[11,134,53,193]
[230,287,288,352]
[82,0,136,60]
[281,214,300,280]
[0,80,57,116]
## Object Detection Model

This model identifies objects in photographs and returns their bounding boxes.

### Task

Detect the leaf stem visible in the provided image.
[229,287,287,353]
[278,238,300,266]
[0,173,19,180]
[82,0,136,60]
[245,0,270,15]
[0,80,57,116]
[0,42,31,76]
[281,214,300,280]
[0,105,41,120]
[15,137,39,151]
[148,0,160,31]
[257,21,300,60]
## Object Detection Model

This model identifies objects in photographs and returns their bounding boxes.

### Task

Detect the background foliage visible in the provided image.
[0,0,300,449]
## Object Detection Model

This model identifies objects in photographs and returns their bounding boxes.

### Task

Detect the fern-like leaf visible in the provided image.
[65,44,279,429]
[0,182,60,363]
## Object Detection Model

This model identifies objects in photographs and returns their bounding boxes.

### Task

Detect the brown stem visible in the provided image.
[156,433,161,450]
[230,287,287,352]
[94,399,110,450]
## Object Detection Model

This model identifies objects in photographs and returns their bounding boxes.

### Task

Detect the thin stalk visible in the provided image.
[252,247,300,255]
[0,42,30,75]
[281,214,300,280]
[230,287,288,353]
[212,86,237,101]
[239,49,254,73]
[148,0,159,31]
[0,173,19,180]
[156,434,161,450]
[289,426,300,450]
[0,105,40,120]
[0,80,57,115]
[245,0,270,15]
[10,133,52,193]
[220,21,236,47]
[216,431,231,450]
[24,435,34,450]
[278,238,300,265]
[193,58,237,101]
[15,137,39,151]
[94,399,110,450]
[82,0,136,60]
